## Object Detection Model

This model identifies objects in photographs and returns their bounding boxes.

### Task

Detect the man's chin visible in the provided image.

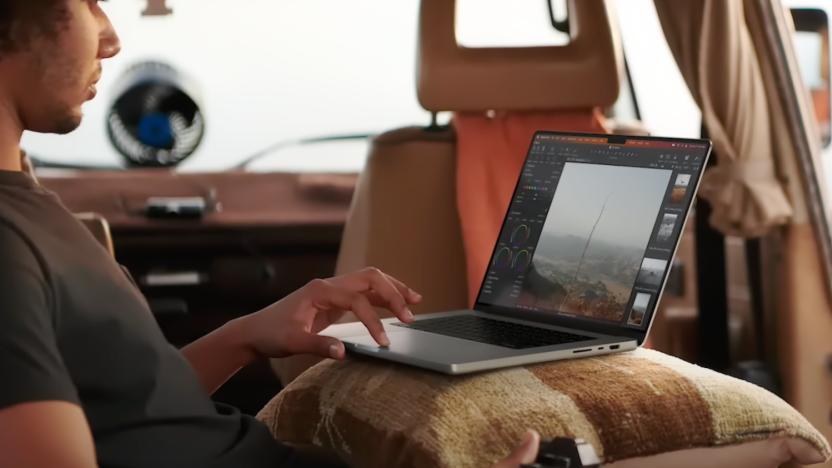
[50,112,83,135]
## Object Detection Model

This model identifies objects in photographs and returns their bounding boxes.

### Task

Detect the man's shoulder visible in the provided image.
[0,217,39,259]
[0,219,49,291]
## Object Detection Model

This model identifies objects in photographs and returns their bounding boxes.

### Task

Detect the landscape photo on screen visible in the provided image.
[627,292,652,326]
[519,162,672,322]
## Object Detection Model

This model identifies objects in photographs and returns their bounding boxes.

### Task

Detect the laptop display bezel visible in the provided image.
[472,130,713,345]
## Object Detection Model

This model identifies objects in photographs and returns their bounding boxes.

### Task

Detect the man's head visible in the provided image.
[0,0,121,135]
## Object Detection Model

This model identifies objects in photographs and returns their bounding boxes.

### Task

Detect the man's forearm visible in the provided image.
[181,318,258,395]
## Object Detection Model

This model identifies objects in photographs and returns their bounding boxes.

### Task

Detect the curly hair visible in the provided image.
[0,0,70,57]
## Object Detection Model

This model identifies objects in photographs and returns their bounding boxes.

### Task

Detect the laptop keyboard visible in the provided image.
[392,315,592,349]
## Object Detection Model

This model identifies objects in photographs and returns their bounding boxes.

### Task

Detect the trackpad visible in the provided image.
[343,328,513,363]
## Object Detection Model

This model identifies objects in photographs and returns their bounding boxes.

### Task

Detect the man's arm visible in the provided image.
[0,401,97,468]
[180,319,256,395]
[182,268,421,394]
[0,226,93,464]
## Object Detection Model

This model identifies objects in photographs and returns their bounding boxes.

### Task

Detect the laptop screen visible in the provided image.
[476,133,709,330]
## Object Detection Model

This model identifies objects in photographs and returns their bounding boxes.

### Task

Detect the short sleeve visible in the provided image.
[0,223,79,410]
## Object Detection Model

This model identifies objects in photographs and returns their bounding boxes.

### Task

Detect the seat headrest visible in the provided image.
[417,0,623,112]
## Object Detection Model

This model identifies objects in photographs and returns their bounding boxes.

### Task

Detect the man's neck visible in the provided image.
[0,96,23,172]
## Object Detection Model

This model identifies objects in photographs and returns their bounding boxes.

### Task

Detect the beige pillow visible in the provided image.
[257,348,830,468]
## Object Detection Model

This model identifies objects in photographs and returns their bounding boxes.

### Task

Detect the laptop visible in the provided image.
[341,131,712,374]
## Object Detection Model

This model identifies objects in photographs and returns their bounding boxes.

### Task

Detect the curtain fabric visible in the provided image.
[654,0,793,236]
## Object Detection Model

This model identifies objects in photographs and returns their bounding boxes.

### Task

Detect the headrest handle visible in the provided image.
[417,0,623,112]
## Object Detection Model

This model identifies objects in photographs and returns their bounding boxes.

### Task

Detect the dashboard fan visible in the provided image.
[107,62,205,167]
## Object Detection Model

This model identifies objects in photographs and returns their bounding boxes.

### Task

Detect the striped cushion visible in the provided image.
[257,348,831,467]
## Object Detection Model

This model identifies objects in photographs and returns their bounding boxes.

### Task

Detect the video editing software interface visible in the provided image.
[477,134,708,330]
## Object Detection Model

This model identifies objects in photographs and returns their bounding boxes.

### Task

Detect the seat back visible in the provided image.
[74,212,116,257]
[337,0,623,314]
[337,127,469,314]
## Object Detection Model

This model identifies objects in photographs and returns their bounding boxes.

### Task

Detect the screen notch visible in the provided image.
[606,135,627,145]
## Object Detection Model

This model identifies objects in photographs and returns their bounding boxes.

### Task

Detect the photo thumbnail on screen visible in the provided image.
[636,257,668,288]
[518,162,672,323]
[628,292,652,326]
[670,173,692,203]
[656,212,679,243]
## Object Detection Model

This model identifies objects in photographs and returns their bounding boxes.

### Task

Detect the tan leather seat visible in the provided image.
[336,127,469,314]
[74,212,116,257]
[337,0,623,310]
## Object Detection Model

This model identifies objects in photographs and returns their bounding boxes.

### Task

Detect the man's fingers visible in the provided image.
[383,274,423,304]
[516,430,540,464]
[495,430,540,468]
[311,335,346,360]
[348,294,390,347]
[285,332,345,360]
[318,283,390,347]
[321,336,347,360]
[336,268,415,324]
[364,268,413,323]
[334,268,423,307]
[365,291,405,309]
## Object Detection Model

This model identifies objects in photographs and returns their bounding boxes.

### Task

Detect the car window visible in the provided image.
[455,0,570,48]
[614,0,702,139]
[789,7,831,148]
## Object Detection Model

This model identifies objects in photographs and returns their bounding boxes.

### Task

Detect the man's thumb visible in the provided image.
[301,335,345,360]
[502,430,540,466]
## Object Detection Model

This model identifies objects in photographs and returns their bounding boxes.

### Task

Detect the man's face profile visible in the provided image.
[0,0,121,135]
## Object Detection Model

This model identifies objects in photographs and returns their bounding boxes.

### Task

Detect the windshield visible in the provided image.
[21,0,695,173]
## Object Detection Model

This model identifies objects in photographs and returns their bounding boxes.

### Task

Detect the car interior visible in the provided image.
[16,0,832,466]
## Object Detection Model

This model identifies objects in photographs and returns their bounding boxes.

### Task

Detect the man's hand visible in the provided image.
[495,430,540,468]
[238,267,422,360]
[182,267,421,394]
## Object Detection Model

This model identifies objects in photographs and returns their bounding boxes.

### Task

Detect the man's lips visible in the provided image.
[86,66,103,101]
[86,74,102,100]
[86,83,98,101]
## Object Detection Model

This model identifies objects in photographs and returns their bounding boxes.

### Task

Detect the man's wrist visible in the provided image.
[180,314,262,394]
[221,317,260,366]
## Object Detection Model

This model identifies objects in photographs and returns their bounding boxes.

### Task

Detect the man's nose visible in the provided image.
[99,18,122,59]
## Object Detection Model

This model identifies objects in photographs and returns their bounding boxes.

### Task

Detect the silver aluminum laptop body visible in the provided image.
[342,132,712,374]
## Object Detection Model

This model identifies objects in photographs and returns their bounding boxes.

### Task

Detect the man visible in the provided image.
[0,1,540,467]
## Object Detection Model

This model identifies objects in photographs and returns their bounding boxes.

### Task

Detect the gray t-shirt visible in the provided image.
[0,170,295,468]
